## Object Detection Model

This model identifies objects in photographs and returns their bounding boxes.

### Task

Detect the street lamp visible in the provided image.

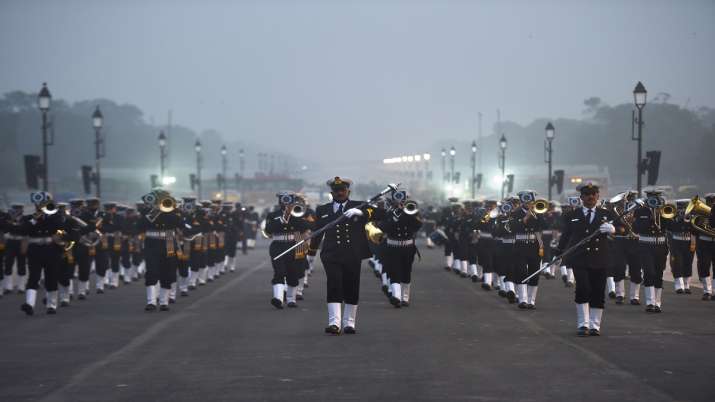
[471,140,477,198]
[92,106,104,197]
[158,131,167,184]
[195,139,202,199]
[221,145,228,199]
[499,134,507,199]
[544,122,555,200]
[37,83,52,191]
[238,148,245,200]
[449,146,456,187]
[633,81,647,196]
[441,148,446,183]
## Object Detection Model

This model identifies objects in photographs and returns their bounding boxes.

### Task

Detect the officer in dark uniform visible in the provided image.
[187,202,208,289]
[77,198,108,295]
[309,177,380,334]
[136,190,184,311]
[476,200,498,290]
[222,202,239,273]
[245,206,259,249]
[510,191,546,309]
[120,205,140,284]
[4,203,27,294]
[174,198,197,299]
[265,192,312,308]
[555,183,620,336]
[498,198,518,302]
[56,202,76,306]
[20,192,85,315]
[377,190,422,307]
[0,207,9,297]
[439,200,461,272]
[667,199,696,294]
[295,197,315,299]
[540,201,560,279]
[695,193,715,299]
[102,202,124,289]
[632,190,672,312]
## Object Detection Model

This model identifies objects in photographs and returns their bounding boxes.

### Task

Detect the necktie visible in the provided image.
[585,209,592,224]
[337,203,344,215]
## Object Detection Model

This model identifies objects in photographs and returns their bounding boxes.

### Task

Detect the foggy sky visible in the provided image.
[1,0,713,170]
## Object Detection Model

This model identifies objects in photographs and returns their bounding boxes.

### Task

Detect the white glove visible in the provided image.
[599,222,616,234]
[344,208,364,218]
[307,255,315,264]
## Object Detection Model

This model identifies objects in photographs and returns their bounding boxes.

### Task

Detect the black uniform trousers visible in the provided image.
[383,245,417,284]
[94,247,110,277]
[477,239,495,273]
[75,245,106,282]
[144,240,177,289]
[612,238,642,283]
[26,244,62,292]
[573,267,606,308]
[4,239,27,277]
[495,241,514,279]
[639,243,668,288]
[696,237,715,278]
[670,240,694,279]
[467,242,478,265]
[190,247,205,273]
[513,242,541,286]
[225,233,238,258]
[542,233,554,262]
[270,242,300,287]
[120,239,132,270]
[444,236,456,257]
[58,250,75,288]
[322,254,361,305]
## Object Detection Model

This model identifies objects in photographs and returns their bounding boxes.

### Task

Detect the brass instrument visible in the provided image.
[146,194,177,223]
[528,198,549,217]
[259,219,270,239]
[402,200,419,215]
[661,203,677,220]
[365,221,384,244]
[52,229,75,251]
[685,196,715,237]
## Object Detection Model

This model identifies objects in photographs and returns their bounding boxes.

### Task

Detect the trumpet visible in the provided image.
[529,198,549,216]
[402,200,419,215]
[290,203,306,218]
[661,203,677,219]
[147,194,177,222]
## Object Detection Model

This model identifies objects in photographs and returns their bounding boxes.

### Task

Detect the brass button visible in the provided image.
[337,241,341,245]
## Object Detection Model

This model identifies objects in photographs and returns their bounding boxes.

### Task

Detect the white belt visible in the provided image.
[670,233,691,241]
[272,234,295,241]
[501,238,515,244]
[145,231,170,239]
[699,235,715,242]
[386,238,415,247]
[542,230,554,235]
[28,237,53,245]
[479,232,493,239]
[515,234,537,241]
[4,234,25,241]
[639,236,666,245]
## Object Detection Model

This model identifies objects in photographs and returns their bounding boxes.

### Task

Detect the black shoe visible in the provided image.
[471,275,478,283]
[527,303,535,310]
[296,294,304,301]
[401,301,410,307]
[96,288,104,294]
[324,325,341,335]
[507,291,516,304]
[389,296,402,308]
[160,304,169,311]
[343,326,356,334]
[684,288,692,294]
[145,304,157,311]
[676,289,684,294]
[287,302,297,308]
[498,290,507,297]
[270,298,283,309]
[589,328,600,336]
[188,285,197,290]
[444,266,451,271]
[711,295,715,301]
[630,298,641,305]
[565,281,573,288]
[561,275,568,284]
[382,285,389,295]
[109,285,117,290]
[645,304,655,313]
[608,291,616,299]
[481,283,492,291]
[78,294,87,300]
[46,307,57,315]
[21,303,34,316]
[615,296,624,305]
[703,293,711,301]
[18,289,25,294]
[577,326,589,337]
[169,298,176,304]
[517,302,527,309]
[60,301,69,307]
[654,305,662,313]
[180,291,189,297]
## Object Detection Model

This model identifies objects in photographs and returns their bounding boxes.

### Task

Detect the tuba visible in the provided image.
[685,196,715,237]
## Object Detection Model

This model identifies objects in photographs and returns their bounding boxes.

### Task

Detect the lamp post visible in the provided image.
[158,131,167,185]
[633,81,647,196]
[195,139,202,199]
[92,106,104,197]
[449,146,456,185]
[471,140,477,198]
[544,122,555,200]
[221,145,228,199]
[499,134,507,199]
[38,83,52,191]
[423,153,431,181]
[238,148,245,200]
[441,148,446,183]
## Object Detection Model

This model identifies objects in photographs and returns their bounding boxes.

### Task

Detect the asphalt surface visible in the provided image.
[0,240,712,402]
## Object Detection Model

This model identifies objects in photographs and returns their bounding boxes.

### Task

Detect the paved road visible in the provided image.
[0,242,712,402]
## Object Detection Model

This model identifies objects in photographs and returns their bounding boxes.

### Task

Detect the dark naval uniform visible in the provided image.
[509,205,546,308]
[666,201,696,294]
[4,204,27,293]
